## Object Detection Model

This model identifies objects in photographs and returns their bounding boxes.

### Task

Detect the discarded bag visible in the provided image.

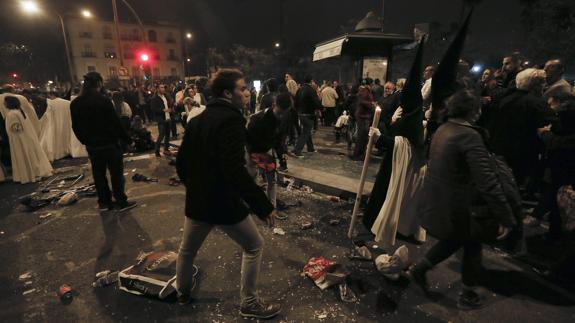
[132,173,158,183]
[375,245,409,280]
[303,257,349,290]
[118,251,198,299]
[57,192,78,206]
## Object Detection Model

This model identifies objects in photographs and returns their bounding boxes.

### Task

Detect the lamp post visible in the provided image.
[20,1,92,85]
[184,32,193,78]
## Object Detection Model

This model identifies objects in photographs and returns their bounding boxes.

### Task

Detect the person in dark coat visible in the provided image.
[246,92,291,209]
[291,76,322,157]
[488,68,554,187]
[150,83,174,157]
[350,85,375,160]
[411,90,515,310]
[175,69,281,319]
[70,72,136,212]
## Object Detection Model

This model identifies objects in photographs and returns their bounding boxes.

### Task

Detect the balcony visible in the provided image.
[79,32,93,39]
[104,52,117,59]
[121,34,142,42]
[103,32,113,40]
[166,37,176,44]
[81,52,97,58]
[167,55,179,61]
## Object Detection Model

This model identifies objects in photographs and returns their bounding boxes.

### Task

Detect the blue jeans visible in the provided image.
[155,119,170,154]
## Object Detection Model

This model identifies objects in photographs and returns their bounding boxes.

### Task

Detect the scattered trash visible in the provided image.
[39,213,52,219]
[303,257,349,290]
[276,199,302,211]
[93,271,119,287]
[132,173,158,183]
[168,177,181,186]
[375,245,409,280]
[339,282,358,303]
[329,219,341,226]
[349,245,373,261]
[20,184,96,211]
[372,244,379,249]
[58,284,74,304]
[376,290,398,313]
[315,311,328,320]
[275,213,288,221]
[57,192,78,206]
[327,196,341,203]
[301,221,314,230]
[22,288,36,296]
[131,169,137,173]
[300,185,313,193]
[19,272,32,280]
[273,228,286,235]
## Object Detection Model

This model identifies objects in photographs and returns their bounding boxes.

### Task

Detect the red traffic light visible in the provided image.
[12,73,18,78]
[140,53,149,62]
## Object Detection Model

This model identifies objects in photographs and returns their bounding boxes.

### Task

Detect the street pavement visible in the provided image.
[0,124,574,322]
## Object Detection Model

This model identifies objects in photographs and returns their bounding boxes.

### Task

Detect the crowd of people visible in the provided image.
[0,29,574,317]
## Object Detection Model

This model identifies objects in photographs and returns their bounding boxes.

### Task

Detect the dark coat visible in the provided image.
[71,92,131,149]
[420,121,515,240]
[150,93,173,122]
[246,108,286,157]
[355,86,374,119]
[294,84,321,115]
[488,89,554,182]
[176,98,274,225]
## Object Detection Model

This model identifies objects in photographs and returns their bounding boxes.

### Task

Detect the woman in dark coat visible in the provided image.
[411,90,515,310]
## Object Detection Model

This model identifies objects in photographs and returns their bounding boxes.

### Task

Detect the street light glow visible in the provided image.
[81,9,92,18]
[275,42,280,48]
[186,33,192,39]
[186,58,191,62]
[20,1,40,14]
[140,53,149,62]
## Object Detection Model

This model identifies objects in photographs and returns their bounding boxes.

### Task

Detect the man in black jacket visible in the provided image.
[150,83,173,157]
[292,76,321,157]
[71,72,136,212]
[175,69,281,319]
[246,92,290,209]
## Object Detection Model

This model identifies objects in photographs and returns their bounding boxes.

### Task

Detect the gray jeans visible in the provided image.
[246,154,277,208]
[176,216,264,306]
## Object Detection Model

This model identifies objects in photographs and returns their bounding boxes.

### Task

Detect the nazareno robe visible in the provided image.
[5,109,52,183]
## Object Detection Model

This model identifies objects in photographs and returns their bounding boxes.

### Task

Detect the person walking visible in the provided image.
[291,76,322,158]
[411,90,515,310]
[151,84,173,157]
[70,72,136,212]
[175,69,281,319]
[321,81,339,127]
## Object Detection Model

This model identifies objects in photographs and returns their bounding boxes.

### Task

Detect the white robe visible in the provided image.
[0,93,41,139]
[68,96,88,158]
[5,109,53,183]
[40,98,73,161]
[371,136,427,247]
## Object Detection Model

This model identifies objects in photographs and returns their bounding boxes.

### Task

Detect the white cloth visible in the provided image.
[0,93,41,139]
[160,94,170,120]
[421,78,432,104]
[40,98,73,161]
[335,114,349,128]
[371,136,427,247]
[186,106,206,123]
[6,109,53,183]
[286,79,298,97]
[321,86,338,108]
[114,102,132,118]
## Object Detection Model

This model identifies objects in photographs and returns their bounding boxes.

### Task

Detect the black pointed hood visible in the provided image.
[430,8,473,117]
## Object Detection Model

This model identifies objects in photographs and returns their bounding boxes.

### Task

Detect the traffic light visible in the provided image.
[140,53,150,63]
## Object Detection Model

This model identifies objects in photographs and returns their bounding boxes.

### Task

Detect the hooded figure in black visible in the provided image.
[362,37,426,236]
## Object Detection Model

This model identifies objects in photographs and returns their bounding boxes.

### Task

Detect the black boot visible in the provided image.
[410,258,432,296]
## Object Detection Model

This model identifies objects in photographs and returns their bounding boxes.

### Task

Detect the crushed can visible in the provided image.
[301,221,313,230]
[58,284,74,303]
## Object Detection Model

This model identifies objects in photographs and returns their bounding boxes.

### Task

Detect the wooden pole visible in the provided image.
[348,106,381,238]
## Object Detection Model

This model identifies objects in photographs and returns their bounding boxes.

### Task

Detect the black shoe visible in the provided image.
[277,165,288,172]
[155,151,161,157]
[457,288,487,310]
[117,201,137,212]
[98,203,113,211]
[290,151,304,158]
[240,299,281,319]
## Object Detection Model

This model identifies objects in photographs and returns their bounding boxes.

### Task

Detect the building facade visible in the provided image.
[66,18,184,84]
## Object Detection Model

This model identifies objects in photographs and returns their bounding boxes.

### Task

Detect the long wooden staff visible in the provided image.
[348,106,381,238]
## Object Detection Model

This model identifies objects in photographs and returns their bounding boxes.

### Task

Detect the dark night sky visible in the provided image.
[0,0,522,78]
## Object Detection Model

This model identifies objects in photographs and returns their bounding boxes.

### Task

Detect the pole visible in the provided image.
[381,0,385,32]
[57,13,75,85]
[348,106,381,238]
[112,0,124,68]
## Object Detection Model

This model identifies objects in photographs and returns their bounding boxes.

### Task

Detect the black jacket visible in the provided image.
[71,92,131,149]
[488,89,554,181]
[246,108,286,157]
[150,94,173,122]
[176,98,274,225]
[420,121,514,240]
[295,84,321,115]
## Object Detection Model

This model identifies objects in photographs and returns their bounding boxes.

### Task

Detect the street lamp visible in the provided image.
[186,58,191,62]
[20,0,40,14]
[274,42,281,48]
[186,32,193,39]
[81,9,92,18]
[19,1,93,84]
